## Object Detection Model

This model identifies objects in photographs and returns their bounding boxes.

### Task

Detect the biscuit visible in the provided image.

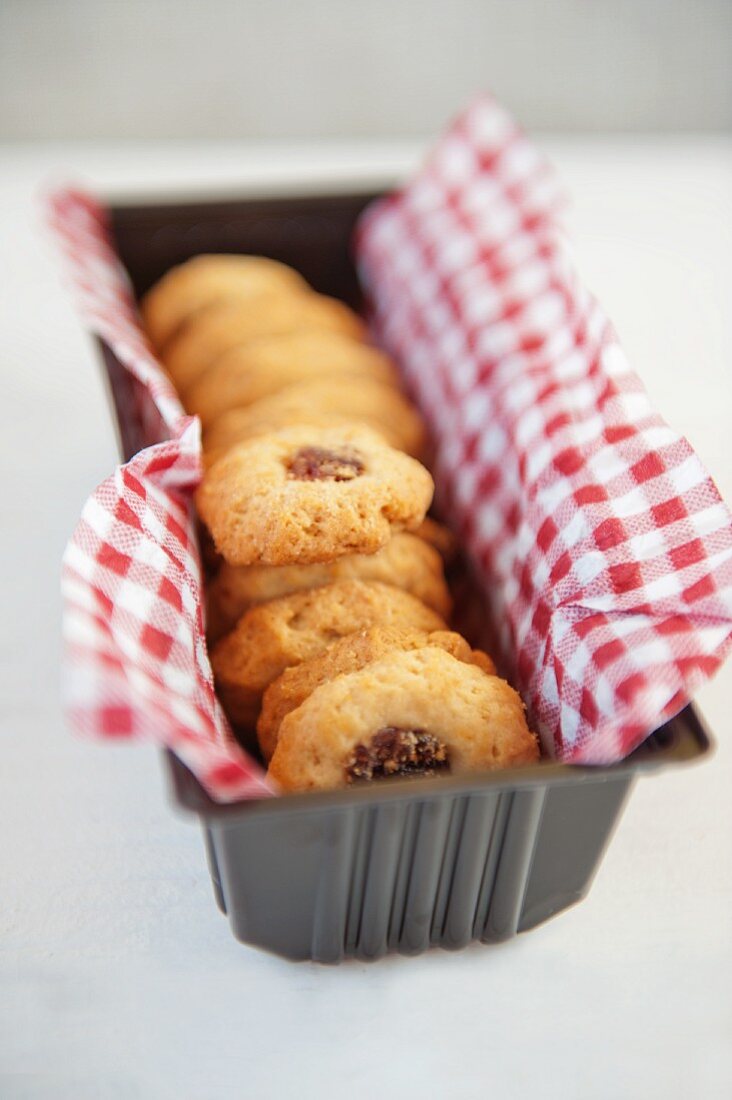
[163,294,366,394]
[257,626,496,762]
[196,424,434,566]
[267,647,538,791]
[197,377,426,461]
[140,254,308,349]
[185,330,401,427]
[205,531,451,641]
[211,579,447,730]
[412,517,458,562]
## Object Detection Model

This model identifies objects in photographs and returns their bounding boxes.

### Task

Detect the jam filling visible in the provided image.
[346,727,450,783]
[286,446,364,482]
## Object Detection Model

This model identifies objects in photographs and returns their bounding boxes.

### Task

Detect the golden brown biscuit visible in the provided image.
[163,294,366,394]
[197,377,426,462]
[257,626,496,762]
[268,647,538,792]
[185,330,400,428]
[412,517,458,562]
[196,424,434,566]
[140,254,308,349]
[211,579,447,730]
[467,649,498,676]
[205,532,451,641]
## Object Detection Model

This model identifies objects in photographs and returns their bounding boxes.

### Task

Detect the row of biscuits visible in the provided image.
[141,255,539,791]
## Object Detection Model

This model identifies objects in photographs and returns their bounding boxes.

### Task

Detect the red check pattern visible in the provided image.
[357,94,732,762]
[50,186,271,800]
[61,422,271,800]
[45,187,185,442]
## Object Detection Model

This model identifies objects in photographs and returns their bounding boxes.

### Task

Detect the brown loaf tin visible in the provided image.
[96,186,712,962]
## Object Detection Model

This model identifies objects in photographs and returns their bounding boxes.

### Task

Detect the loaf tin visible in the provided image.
[97,185,711,962]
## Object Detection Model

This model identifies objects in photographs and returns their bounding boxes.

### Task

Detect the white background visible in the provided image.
[1,0,731,138]
[1,138,731,1098]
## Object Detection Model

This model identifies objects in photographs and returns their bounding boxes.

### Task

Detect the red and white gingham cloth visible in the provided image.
[46,188,186,443]
[53,95,732,801]
[357,94,732,762]
[61,420,272,800]
[51,189,271,799]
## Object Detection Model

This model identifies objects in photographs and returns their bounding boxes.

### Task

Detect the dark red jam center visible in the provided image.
[346,727,450,783]
[286,446,364,482]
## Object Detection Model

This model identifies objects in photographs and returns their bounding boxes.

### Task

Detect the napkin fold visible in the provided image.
[356,95,732,762]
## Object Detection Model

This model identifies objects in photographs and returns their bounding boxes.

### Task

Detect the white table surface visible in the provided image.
[1,138,731,1100]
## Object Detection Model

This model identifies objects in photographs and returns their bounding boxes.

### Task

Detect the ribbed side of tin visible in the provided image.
[206,774,632,962]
